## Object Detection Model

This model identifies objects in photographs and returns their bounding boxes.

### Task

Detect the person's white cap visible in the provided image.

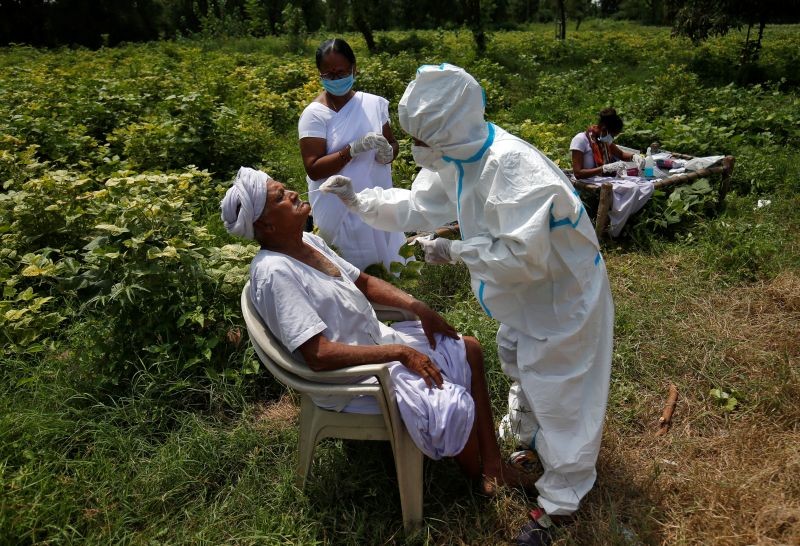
[220,167,270,240]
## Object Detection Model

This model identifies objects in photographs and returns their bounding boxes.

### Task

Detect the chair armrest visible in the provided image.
[371,303,417,322]
[307,361,396,381]
[289,361,400,417]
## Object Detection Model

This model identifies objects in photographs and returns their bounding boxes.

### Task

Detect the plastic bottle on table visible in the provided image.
[644,147,655,178]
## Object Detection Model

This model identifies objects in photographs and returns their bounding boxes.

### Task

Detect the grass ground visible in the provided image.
[3,219,797,545]
[1,22,799,545]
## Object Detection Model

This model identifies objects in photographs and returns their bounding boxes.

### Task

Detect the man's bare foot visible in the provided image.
[479,463,538,496]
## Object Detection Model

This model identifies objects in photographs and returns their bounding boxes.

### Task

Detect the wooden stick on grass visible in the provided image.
[656,383,679,436]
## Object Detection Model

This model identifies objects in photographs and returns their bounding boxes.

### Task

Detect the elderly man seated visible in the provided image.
[221,166,532,493]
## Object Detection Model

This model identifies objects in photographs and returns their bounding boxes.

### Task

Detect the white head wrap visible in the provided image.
[398,63,489,161]
[220,167,270,240]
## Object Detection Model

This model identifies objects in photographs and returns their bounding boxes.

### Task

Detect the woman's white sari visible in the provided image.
[298,92,407,271]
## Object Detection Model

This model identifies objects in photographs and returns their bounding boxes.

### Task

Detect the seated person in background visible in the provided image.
[220,166,532,494]
[570,107,642,179]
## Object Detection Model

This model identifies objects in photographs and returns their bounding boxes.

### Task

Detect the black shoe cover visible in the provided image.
[514,519,555,546]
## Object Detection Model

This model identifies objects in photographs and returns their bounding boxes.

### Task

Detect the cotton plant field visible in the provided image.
[1,21,799,545]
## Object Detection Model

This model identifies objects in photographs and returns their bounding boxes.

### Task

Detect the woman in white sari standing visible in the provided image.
[299,38,406,271]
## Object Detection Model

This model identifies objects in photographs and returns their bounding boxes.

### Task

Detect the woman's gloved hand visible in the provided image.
[415,235,453,264]
[601,161,626,175]
[349,132,390,158]
[631,153,644,169]
[319,175,359,208]
[374,139,394,164]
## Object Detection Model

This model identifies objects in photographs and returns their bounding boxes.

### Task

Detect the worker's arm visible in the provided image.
[354,169,458,232]
[300,136,352,180]
[571,149,605,179]
[451,151,593,285]
[609,142,635,162]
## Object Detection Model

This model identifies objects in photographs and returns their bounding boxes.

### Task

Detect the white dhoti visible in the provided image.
[342,321,475,461]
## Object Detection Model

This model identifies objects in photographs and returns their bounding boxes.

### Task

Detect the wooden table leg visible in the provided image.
[595,182,613,239]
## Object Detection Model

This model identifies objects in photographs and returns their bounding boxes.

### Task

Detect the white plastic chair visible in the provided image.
[240,281,424,531]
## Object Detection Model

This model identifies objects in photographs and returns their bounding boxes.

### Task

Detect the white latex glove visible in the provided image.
[415,235,453,265]
[374,139,394,164]
[602,161,626,175]
[631,153,644,169]
[349,132,390,158]
[319,175,359,208]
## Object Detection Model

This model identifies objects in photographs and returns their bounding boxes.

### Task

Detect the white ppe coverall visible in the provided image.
[347,64,614,516]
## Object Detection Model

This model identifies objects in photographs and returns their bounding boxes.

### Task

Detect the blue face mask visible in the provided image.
[598,132,614,144]
[321,73,355,96]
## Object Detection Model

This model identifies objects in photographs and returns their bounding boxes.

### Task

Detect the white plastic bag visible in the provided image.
[685,155,724,171]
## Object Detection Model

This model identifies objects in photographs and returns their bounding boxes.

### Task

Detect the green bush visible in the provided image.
[628,178,718,243]
[700,217,784,282]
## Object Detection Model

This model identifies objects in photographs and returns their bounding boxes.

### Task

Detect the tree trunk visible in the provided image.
[557,0,566,40]
[351,6,376,52]
[466,0,486,53]
[756,18,766,49]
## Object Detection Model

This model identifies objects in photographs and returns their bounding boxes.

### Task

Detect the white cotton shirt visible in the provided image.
[298,92,406,271]
[249,232,475,459]
[250,232,379,354]
[569,131,596,168]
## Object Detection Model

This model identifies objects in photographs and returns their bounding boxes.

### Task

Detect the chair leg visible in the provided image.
[295,395,316,489]
[394,431,424,532]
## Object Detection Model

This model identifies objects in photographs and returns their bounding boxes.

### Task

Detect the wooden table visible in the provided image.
[569,154,736,239]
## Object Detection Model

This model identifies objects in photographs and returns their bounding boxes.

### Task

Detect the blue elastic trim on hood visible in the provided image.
[478,280,492,318]
[445,122,495,165]
[443,123,496,238]
[595,252,602,266]
[416,63,448,74]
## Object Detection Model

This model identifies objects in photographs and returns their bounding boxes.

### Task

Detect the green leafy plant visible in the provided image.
[629,178,717,241]
[709,387,743,412]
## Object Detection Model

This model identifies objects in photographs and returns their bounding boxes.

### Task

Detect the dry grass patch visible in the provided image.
[251,395,299,431]
[582,265,800,545]
[588,425,800,545]
[682,271,800,425]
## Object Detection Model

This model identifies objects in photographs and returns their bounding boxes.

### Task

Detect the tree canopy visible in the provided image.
[1,0,799,48]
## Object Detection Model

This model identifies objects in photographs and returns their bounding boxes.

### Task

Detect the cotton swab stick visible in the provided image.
[299,189,321,198]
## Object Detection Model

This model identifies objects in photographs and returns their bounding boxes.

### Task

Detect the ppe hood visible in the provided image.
[399,64,489,161]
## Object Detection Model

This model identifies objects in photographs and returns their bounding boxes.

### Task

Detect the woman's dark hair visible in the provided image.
[598,107,624,134]
[315,38,356,69]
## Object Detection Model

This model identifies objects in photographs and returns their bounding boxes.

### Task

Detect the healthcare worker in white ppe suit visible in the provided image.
[320,64,614,534]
